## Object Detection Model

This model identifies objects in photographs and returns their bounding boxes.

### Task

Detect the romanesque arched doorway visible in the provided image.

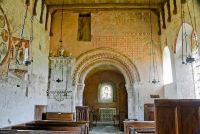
[72,48,140,119]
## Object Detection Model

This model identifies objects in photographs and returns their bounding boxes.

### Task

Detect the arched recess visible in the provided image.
[72,47,140,118]
[174,23,195,99]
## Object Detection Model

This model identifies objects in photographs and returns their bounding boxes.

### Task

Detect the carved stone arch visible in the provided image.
[72,47,140,118]
[73,47,140,86]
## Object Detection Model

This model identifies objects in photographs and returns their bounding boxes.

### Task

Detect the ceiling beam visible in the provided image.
[48,3,161,12]
[49,10,57,36]
[45,5,49,30]
[152,9,162,35]
[40,0,45,23]
[33,0,38,16]
[166,0,171,22]
[161,4,166,29]
[173,0,177,14]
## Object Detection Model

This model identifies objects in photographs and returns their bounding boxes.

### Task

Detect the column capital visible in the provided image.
[76,83,85,89]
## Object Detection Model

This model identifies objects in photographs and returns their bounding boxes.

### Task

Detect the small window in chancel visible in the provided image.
[98,83,113,103]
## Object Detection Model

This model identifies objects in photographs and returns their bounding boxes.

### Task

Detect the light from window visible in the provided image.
[163,47,173,85]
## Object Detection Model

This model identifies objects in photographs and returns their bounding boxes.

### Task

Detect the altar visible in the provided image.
[99,108,116,122]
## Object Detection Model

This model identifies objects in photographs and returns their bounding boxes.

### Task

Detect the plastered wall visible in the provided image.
[0,0,49,127]
[161,0,200,99]
[50,9,164,119]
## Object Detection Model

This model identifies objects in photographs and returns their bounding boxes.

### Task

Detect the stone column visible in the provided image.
[76,83,85,106]
[133,83,140,120]
[127,89,134,119]
[126,83,140,120]
[71,85,76,112]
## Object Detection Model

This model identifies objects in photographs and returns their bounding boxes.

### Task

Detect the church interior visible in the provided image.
[0,0,200,133]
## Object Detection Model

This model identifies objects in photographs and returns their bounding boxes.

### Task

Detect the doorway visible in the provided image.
[83,67,128,130]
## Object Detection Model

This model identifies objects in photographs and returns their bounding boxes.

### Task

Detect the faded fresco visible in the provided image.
[8,36,29,79]
[0,6,10,77]
[0,3,31,79]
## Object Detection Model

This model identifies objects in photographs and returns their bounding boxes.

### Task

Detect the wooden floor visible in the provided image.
[90,123,123,134]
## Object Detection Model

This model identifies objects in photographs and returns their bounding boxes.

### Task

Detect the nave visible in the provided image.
[1,99,200,134]
[0,0,200,134]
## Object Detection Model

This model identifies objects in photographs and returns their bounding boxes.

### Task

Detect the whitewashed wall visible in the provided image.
[0,0,49,128]
[47,57,75,113]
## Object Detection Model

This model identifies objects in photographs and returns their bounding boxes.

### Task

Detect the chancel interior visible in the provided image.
[0,0,200,133]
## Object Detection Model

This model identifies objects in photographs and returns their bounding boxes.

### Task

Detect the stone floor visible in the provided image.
[89,122,123,134]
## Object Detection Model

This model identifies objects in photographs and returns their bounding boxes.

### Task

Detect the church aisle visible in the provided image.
[90,124,123,134]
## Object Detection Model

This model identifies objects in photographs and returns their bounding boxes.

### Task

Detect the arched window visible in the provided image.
[163,47,173,85]
[98,83,113,103]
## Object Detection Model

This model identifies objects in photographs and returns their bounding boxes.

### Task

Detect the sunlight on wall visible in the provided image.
[175,23,195,98]
[163,47,173,85]
[192,32,200,99]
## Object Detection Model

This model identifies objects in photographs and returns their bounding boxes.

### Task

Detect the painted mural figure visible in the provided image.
[102,86,111,100]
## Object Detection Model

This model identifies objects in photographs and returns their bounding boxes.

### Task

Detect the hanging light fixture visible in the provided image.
[55,0,65,83]
[47,0,72,102]
[180,0,195,64]
[148,0,159,84]
[20,0,33,66]
[59,0,65,57]
[54,60,63,83]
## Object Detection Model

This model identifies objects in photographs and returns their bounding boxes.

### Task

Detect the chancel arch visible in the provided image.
[72,47,140,119]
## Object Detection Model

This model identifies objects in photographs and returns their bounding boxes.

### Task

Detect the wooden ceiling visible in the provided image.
[45,0,165,5]
[41,0,177,35]
[44,0,166,10]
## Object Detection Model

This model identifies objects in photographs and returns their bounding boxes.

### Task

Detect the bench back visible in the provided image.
[45,112,74,121]
[123,121,155,134]
[0,130,81,134]
[155,99,200,134]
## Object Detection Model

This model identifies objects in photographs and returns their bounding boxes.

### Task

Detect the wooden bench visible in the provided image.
[129,128,155,134]
[155,99,200,134]
[11,125,82,131]
[26,120,89,134]
[43,112,74,121]
[144,103,155,121]
[0,129,81,134]
[6,120,88,134]
[123,121,155,134]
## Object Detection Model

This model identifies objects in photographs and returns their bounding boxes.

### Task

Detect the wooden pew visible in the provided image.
[8,120,88,134]
[11,125,82,131]
[26,120,89,134]
[0,130,81,134]
[123,121,155,134]
[155,99,200,134]
[144,103,155,121]
[44,112,74,121]
[76,106,89,121]
[134,128,155,134]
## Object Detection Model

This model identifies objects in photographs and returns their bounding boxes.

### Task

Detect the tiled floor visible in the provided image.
[90,123,123,134]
